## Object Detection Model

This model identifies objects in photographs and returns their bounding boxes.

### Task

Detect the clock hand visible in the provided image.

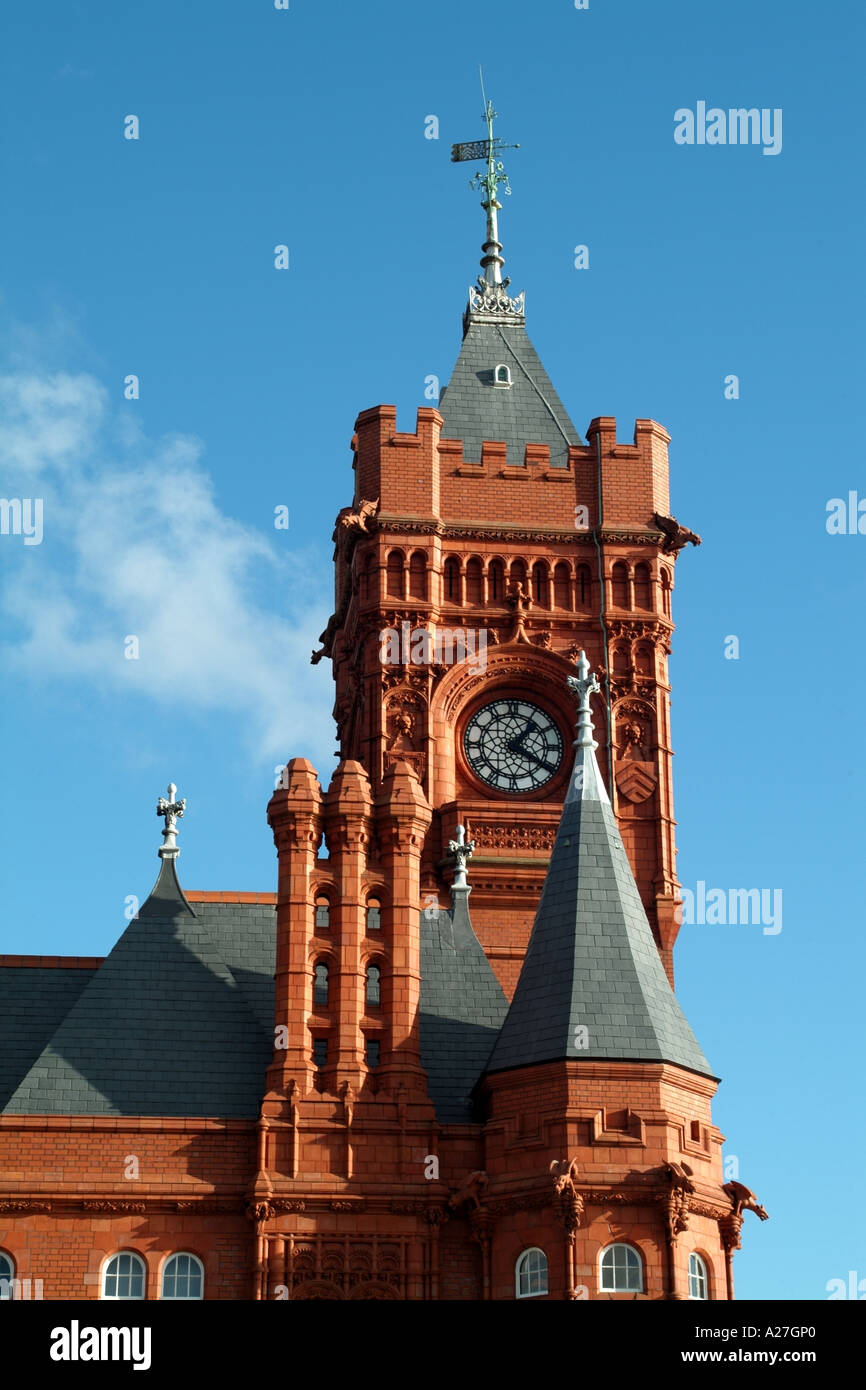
[516,746,559,775]
[507,720,536,754]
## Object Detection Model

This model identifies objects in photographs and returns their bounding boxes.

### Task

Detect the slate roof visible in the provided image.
[438,313,582,467]
[485,725,715,1079]
[0,964,98,1111]
[419,888,509,1123]
[1,858,277,1119]
[0,861,508,1123]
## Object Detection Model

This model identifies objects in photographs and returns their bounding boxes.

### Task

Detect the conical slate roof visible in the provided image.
[438,313,582,468]
[485,656,714,1078]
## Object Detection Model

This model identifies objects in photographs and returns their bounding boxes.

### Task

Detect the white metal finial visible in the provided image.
[447,823,476,889]
[566,651,601,749]
[156,782,186,858]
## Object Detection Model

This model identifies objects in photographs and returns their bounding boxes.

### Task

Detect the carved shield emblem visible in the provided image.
[614,760,657,804]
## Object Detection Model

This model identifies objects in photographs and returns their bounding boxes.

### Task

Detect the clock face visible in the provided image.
[463,698,564,793]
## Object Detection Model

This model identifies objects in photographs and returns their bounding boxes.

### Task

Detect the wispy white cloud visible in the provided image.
[0,368,333,760]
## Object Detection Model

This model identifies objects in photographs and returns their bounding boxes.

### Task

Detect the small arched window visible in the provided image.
[488,559,505,603]
[660,567,672,618]
[386,549,404,598]
[634,561,652,610]
[553,561,571,609]
[532,561,549,607]
[611,561,629,610]
[515,1248,548,1299]
[599,1243,642,1293]
[409,550,427,600]
[494,363,512,387]
[102,1252,146,1300]
[362,552,375,602]
[314,963,329,1008]
[314,896,330,931]
[688,1252,709,1300]
[365,964,381,1007]
[0,1252,14,1300]
[161,1253,204,1300]
[466,557,482,605]
[577,563,591,608]
[366,899,381,931]
[510,559,527,592]
[444,556,460,602]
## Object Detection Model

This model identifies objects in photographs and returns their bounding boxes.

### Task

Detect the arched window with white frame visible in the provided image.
[102,1251,146,1300]
[161,1252,204,1300]
[515,1247,548,1299]
[0,1251,14,1299]
[599,1242,642,1293]
[688,1252,709,1300]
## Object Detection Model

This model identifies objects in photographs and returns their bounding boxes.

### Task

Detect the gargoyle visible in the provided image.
[724,1180,769,1222]
[653,512,702,554]
[311,613,339,665]
[448,1170,489,1212]
[336,497,379,535]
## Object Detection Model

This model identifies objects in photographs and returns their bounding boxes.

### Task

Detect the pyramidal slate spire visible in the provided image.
[485,654,714,1078]
[441,94,582,467]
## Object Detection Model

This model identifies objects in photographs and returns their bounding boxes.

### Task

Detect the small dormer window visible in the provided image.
[494,363,512,388]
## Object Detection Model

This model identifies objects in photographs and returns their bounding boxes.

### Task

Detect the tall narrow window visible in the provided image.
[553,561,571,609]
[161,1253,204,1301]
[660,567,672,617]
[365,1038,380,1069]
[366,898,381,931]
[688,1253,709,1300]
[466,557,482,605]
[313,1038,328,1068]
[314,963,329,1008]
[515,1248,548,1299]
[531,561,549,607]
[611,561,629,609]
[634,561,652,610]
[488,559,504,602]
[365,964,381,1007]
[314,896,330,931]
[102,1252,146,1300]
[510,559,527,592]
[444,556,460,602]
[362,553,375,602]
[409,550,427,600]
[599,1243,642,1293]
[386,549,404,598]
[577,564,591,608]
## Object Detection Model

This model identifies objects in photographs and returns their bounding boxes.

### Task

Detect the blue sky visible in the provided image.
[1,0,863,1301]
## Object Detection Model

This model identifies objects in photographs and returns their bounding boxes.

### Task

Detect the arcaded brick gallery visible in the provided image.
[0,127,768,1301]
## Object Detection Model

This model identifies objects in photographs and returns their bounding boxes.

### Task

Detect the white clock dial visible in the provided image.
[463,698,564,793]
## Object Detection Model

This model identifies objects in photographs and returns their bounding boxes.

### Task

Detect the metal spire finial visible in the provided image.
[447,823,476,890]
[566,651,601,750]
[451,77,525,323]
[156,782,186,858]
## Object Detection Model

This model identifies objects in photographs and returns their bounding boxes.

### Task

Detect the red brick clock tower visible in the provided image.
[314,155,698,995]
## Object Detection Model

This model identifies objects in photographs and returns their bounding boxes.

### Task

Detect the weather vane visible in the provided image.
[451,69,523,316]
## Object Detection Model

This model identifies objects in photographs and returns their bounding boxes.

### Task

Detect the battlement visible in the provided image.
[353,405,671,531]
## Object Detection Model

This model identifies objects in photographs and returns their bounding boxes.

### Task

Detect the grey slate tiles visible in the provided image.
[419,888,509,1123]
[2,859,276,1119]
[0,965,97,1111]
[438,317,582,468]
[485,761,715,1078]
